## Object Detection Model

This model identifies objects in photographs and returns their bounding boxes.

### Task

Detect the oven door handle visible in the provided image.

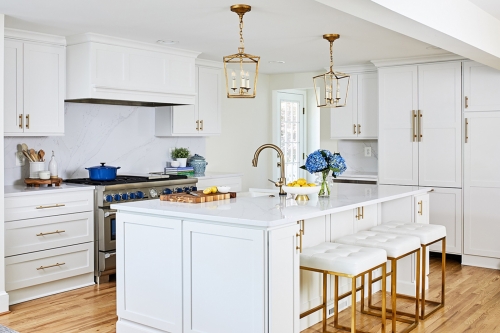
[104,212,116,218]
[104,252,116,259]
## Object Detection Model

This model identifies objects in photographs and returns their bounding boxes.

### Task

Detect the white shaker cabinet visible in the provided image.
[156,64,222,136]
[331,72,378,139]
[4,30,65,136]
[463,61,500,112]
[378,62,462,188]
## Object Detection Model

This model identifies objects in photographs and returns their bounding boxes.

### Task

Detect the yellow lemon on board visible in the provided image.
[211,186,218,193]
[203,188,212,194]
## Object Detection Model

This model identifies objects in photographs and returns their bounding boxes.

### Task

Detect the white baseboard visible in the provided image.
[117,318,165,333]
[0,291,9,313]
[462,254,500,270]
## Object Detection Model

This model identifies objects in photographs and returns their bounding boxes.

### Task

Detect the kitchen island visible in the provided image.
[111,183,431,333]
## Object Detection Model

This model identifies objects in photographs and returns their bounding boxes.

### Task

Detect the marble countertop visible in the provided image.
[337,171,378,180]
[112,183,431,228]
[4,183,95,197]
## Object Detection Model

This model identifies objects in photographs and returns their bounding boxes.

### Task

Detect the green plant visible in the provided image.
[171,147,190,159]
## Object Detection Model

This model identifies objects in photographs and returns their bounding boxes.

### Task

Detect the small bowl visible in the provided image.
[170,161,180,167]
[38,170,51,180]
[217,186,231,193]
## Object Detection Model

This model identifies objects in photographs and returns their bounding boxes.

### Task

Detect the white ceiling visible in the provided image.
[0,0,450,74]
[470,0,500,20]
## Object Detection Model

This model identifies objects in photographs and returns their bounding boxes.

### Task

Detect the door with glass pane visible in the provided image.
[276,92,306,183]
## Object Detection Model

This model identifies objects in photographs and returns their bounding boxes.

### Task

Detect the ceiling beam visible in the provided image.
[316,0,500,69]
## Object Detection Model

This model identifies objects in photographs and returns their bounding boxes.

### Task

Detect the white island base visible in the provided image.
[112,184,431,333]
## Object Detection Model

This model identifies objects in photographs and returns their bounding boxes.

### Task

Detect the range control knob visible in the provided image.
[163,188,173,195]
[190,186,198,191]
[105,195,113,203]
[121,193,129,200]
[183,186,190,192]
[136,191,144,199]
[175,187,183,193]
[129,192,136,199]
[113,194,121,201]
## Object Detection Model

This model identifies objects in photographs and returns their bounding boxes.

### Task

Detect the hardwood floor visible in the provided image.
[0,257,498,332]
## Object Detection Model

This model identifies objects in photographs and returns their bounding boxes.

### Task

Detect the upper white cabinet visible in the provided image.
[155,63,222,136]
[331,72,378,139]
[4,29,66,136]
[378,62,462,188]
[463,61,500,112]
[66,33,200,105]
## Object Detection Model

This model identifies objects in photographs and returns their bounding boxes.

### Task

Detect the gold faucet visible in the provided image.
[252,144,287,196]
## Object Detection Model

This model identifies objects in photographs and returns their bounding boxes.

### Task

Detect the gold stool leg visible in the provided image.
[415,249,421,325]
[323,271,327,332]
[381,265,387,333]
[334,275,339,329]
[391,259,397,333]
[351,277,357,333]
[442,238,446,307]
[421,244,427,319]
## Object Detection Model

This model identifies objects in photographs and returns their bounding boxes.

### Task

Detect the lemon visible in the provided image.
[307,183,316,187]
[293,184,301,187]
[211,186,218,193]
[297,178,307,186]
[203,188,212,194]
[286,183,294,186]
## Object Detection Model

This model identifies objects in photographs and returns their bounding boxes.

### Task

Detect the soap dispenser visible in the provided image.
[49,150,58,179]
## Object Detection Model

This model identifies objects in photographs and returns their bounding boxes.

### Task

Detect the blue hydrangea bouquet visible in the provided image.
[300,149,347,196]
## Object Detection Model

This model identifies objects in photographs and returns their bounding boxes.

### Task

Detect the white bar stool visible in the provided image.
[335,231,421,333]
[370,222,446,319]
[300,242,388,333]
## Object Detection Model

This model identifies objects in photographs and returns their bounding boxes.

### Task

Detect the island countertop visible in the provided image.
[111,183,432,228]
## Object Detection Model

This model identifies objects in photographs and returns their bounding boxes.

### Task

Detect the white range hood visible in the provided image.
[65,33,201,107]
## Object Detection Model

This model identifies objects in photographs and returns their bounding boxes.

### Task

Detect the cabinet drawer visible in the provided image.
[5,212,93,257]
[5,242,94,291]
[5,190,94,222]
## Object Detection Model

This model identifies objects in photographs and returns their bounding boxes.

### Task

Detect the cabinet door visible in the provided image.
[23,43,65,135]
[422,187,462,254]
[357,72,378,139]
[418,62,462,187]
[197,66,221,135]
[183,221,265,333]
[116,213,182,333]
[464,187,500,258]
[378,66,419,186]
[354,203,378,232]
[464,112,500,188]
[331,75,358,139]
[414,193,429,225]
[172,104,198,135]
[463,61,500,112]
[4,40,24,134]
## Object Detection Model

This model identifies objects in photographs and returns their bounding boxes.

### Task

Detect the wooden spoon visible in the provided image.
[29,148,38,162]
[22,150,33,162]
[21,143,28,152]
[38,150,45,162]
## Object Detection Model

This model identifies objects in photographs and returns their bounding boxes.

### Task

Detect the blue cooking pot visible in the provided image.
[85,163,121,181]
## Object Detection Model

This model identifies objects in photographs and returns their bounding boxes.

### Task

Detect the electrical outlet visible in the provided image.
[364,147,372,157]
[365,188,372,197]
[15,152,25,166]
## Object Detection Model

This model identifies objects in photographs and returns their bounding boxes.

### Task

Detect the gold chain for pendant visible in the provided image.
[329,41,334,72]
[239,15,244,49]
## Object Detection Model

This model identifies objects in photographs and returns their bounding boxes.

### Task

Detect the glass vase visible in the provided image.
[316,170,331,197]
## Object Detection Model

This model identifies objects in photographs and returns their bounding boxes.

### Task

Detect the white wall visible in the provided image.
[4,103,206,185]
[205,73,272,191]
[0,13,9,313]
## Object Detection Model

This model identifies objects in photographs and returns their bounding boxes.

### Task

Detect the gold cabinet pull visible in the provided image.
[361,206,364,219]
[196,120,199,131]
[353,124,356,134]
[412,110,417,142]
[465,118,469,143]
[465,96,469,109]
[358,124,361,134]
[19,114,23,129]
[36,203,65,209]
[26,114,30,129]
[36,230,65,237]
[37,262,65,270]
[418,110,422,141]
[418,200,423,215]
[200,119,204,131]
[355,206,364,220]
[296,220,304,253]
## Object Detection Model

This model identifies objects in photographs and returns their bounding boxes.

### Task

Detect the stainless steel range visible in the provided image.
[64,175,197,283]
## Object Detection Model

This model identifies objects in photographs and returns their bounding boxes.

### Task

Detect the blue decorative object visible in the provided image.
[188,154,208,176]
[300,149,347,196]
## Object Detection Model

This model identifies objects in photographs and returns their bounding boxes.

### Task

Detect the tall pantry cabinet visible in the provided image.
[462,61,500,267]
[378,62,462,254]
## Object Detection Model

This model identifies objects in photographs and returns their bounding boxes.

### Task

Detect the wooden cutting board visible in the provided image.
[160,191,232,203]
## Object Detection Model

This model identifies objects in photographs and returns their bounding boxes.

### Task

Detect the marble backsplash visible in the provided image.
[4,103,205,185]
[337,140,378,173]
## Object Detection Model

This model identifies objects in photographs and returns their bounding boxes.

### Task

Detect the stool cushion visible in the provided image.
[371,222,446,245]
[300,242,387,276]
[334,231,421,258]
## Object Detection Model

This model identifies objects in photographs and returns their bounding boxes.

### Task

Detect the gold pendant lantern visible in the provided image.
[313,34,350,108]
[223,4,260,98]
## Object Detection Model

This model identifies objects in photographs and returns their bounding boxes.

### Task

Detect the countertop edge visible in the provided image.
[4,184,95,197]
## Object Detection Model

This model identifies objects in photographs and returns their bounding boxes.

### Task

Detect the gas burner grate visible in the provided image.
[64,174,188,186]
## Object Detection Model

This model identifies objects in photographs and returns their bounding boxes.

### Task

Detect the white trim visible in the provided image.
[325,63,377,74]
[196,58,224,68]
[371,53,466,68]
[462,254,500,270]
[66,33,200,58]
[4,28,66,46]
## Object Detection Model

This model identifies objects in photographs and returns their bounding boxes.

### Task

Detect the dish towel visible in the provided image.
[0,325,18,333]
